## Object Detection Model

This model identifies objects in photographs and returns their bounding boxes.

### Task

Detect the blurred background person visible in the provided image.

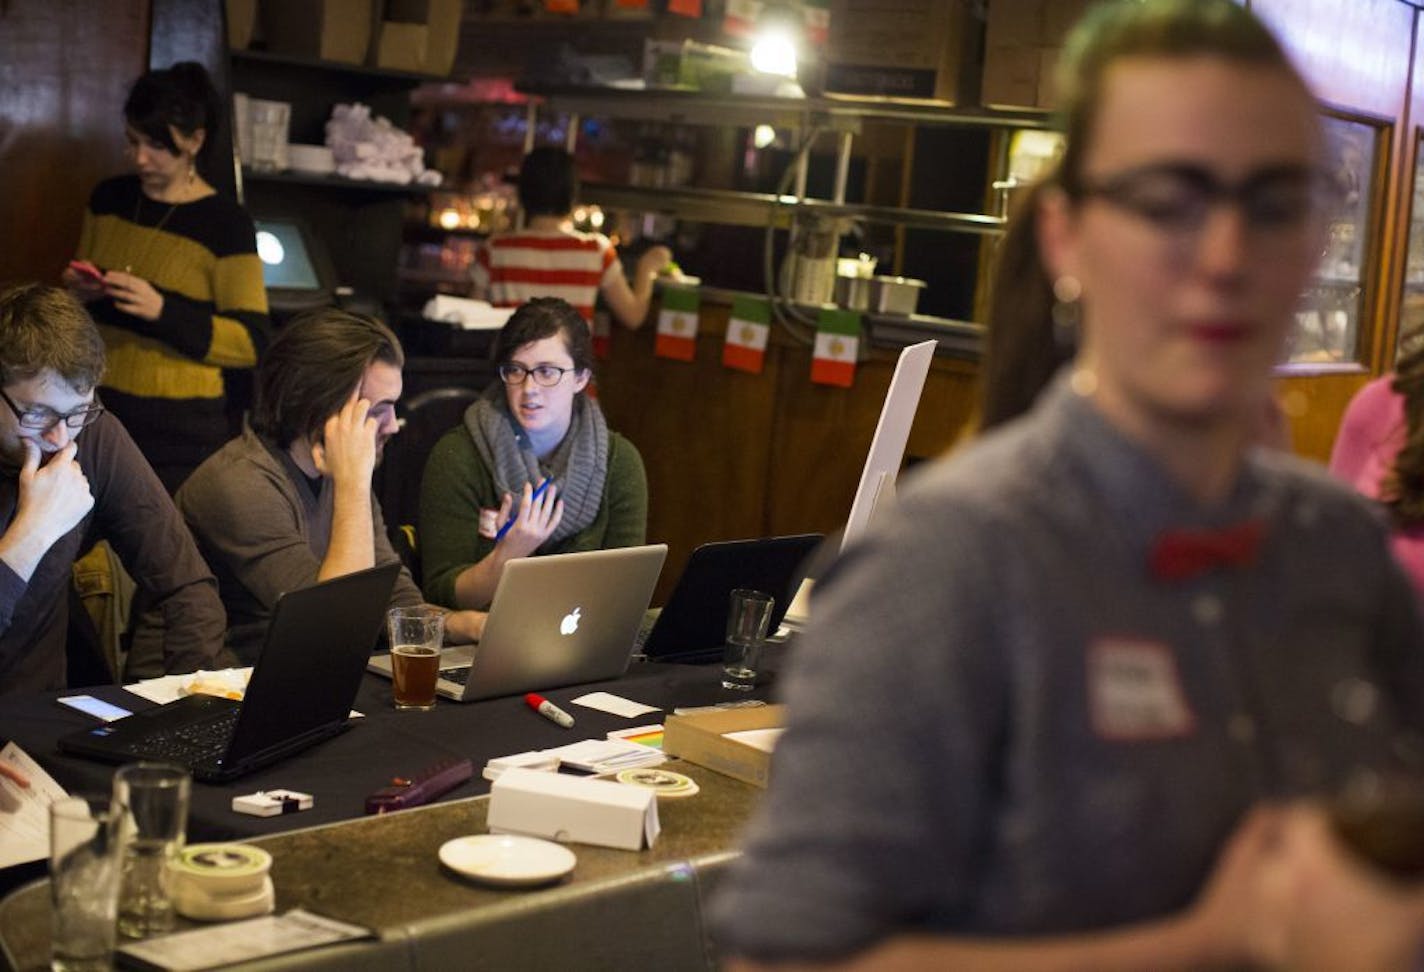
[61,61,269,493]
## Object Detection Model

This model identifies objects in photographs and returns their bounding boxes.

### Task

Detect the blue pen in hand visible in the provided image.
[494,477,552,543]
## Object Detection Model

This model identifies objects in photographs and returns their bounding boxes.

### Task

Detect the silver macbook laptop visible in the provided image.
[369,544,667,702]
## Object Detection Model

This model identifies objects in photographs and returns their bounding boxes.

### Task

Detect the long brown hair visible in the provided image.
[1386,342,1424,523]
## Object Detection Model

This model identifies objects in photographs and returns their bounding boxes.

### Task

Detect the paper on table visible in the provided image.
[0,741,69,868]
[724,727,784,753]
[116,908,371,971]
[124,669,363,719]
[571,692,660,718]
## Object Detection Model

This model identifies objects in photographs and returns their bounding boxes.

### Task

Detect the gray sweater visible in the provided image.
[172,428,422,664]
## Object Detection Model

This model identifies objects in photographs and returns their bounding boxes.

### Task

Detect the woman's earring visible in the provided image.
[1052,275,1082,352]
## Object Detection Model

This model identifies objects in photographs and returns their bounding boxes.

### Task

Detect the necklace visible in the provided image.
[124,189,182,275]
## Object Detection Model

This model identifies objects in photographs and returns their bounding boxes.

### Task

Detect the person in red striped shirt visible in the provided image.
[471,148,671,330]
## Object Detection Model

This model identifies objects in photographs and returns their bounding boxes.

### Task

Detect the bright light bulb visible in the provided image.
[753,124,777,149]
[255,230,284,266]
[750,29,797,78]
[438,208,461,230]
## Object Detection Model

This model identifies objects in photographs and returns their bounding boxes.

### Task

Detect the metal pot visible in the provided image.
[834,273,873,310]
[870,276,927,315]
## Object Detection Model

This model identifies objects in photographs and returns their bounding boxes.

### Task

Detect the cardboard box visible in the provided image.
[487,768,660,851]
[225,0,257,50]
[372,21,428,73]
[662,705,785,788]
[981,0,1093,108]
[825,0,976,103]
[381,0,463,75]
[263,0,373,65]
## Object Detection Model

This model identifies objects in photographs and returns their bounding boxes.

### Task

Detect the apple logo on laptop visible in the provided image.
[560,607,582,636]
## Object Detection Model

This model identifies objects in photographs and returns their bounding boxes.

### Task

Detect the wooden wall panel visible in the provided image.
[1252,0,1417,459]
[0,0,149,286]
[597,303,980,604]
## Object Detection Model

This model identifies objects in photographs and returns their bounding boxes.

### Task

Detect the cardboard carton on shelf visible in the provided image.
[663,705,785,789]
[262,0,373,65]
[225,0,257,50]
[376,0,463,75]
[981,0,1093,108]
[824,0,977,103]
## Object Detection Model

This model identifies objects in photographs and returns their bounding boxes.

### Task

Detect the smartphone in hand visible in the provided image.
[67,259,105,284]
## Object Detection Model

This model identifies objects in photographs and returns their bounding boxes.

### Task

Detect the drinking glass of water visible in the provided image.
[723,589,774,691]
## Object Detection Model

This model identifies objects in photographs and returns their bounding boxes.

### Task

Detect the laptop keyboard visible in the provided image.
[124,708,237,765]
[439,666,472,686]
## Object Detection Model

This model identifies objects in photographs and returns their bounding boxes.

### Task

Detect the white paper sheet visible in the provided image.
[123,669,362,718]
[724,727,784,753]
[571,692,660,718]
[116,909,370,970]
[0,741,69,868]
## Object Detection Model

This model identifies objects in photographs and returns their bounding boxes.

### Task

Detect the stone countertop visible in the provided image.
[0,761,759,970]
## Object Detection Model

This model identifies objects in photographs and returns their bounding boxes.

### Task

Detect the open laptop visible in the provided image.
[369,544,667,702]
[60,563,400,783]
[640,535,822,663]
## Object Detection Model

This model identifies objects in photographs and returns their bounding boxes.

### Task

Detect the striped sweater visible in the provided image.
[77,175,270,478]
[471,229,620,322]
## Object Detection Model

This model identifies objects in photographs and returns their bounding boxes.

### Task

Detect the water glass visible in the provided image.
[50,796,124,971]
[723,589,774,691]
[112,763,190,939]
[247,99,289,172]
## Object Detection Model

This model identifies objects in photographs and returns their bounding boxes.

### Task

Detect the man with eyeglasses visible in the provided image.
[145,308,484,669]
[0,283,226,696]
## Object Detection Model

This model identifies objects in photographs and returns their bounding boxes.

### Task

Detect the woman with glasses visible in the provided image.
[60,62,269,493]
[419,297,647,611]
[713,2,1424,970]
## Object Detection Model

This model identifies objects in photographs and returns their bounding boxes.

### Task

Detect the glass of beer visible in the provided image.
[387,605,445,710]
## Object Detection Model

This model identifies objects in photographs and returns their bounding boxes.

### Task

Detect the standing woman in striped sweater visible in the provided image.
[61,62,269,492]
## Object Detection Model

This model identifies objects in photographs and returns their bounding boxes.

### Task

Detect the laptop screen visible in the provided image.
[254,218,323,291]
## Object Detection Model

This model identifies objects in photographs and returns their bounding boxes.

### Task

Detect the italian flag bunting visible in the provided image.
[803,0,831,46]
[723,0,762,36]
[811,307,861,387]
[655,286,700,361]
[723,295,771,374]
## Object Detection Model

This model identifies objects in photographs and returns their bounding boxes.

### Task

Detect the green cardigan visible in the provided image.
[419,424,648,609]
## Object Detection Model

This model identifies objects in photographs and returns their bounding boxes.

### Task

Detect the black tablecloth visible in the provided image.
[0,653,782,845]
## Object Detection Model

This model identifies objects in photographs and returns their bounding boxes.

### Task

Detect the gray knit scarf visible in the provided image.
[462,384,609,547]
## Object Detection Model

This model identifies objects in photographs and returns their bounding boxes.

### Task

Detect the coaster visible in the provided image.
[615,767,700,798]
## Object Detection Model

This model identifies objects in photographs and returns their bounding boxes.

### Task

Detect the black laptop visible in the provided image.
[640,534,822,663]
[60,563,401,783]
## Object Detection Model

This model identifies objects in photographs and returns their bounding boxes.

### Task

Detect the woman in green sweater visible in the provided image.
[420,297,648,610]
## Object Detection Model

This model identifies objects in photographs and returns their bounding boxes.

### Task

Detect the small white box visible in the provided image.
[232,789,313,818]
[487,768,659,851]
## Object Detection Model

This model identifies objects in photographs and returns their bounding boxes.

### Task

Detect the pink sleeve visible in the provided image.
[1328,377,1406,500]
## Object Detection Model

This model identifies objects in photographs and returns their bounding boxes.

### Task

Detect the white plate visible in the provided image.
[438,834,576,887]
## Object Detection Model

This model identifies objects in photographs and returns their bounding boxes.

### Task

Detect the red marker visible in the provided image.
[525,693,574,729]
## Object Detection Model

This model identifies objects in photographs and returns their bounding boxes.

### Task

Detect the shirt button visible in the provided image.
[1229,715,1256,743]
[1192,594,1223,625]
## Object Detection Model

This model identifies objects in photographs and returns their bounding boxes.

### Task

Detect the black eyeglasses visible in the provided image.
[498,363,578,387]
[0,386,105,433]
[1070,163,1340,237]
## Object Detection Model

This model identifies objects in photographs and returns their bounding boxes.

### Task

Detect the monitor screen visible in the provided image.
[254,218,323,291]
[841,339,936,552]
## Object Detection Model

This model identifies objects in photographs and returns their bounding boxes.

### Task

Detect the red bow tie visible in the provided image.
[1149,520,1265,582]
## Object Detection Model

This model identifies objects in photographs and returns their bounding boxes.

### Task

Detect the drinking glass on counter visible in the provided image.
[723,589,774,691]
[50,795,124,970]
[112,762,190,939]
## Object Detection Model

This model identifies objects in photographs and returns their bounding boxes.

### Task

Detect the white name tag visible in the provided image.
[1088,639,1195,740]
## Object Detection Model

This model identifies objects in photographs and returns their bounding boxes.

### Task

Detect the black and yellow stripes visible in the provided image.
[77,176,270,403]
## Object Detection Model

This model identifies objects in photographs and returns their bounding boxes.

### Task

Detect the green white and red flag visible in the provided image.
[723,0,763,36]
[655,286,700,361]
[810,306,860,387]
[722,295,771,374]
